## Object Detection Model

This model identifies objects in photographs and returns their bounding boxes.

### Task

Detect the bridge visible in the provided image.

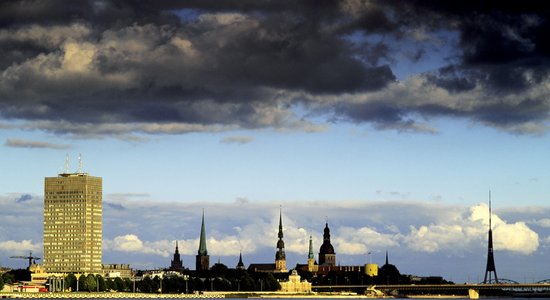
[312,283,550,298]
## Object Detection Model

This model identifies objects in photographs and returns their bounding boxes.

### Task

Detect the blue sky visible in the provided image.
[3,120,548,205]
[1,0,550,283]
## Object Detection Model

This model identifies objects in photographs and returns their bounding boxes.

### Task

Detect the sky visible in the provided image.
[1,0,550,283]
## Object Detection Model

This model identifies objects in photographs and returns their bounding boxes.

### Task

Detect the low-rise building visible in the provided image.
[103,264,132,278]
[279,270,312,293]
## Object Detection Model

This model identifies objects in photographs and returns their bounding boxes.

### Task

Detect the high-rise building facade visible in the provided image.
[43,172,102,273]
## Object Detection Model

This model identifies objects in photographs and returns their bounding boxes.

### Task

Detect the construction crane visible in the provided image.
[10,251,41,269]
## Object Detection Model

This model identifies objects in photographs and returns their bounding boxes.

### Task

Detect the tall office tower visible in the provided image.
[43,163,102,273]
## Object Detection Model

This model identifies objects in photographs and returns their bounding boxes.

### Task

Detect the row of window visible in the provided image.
[45,190,85,194]
[45,197,101,201]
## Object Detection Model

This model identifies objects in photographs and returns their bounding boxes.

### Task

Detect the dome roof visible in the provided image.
[319,242,335,254]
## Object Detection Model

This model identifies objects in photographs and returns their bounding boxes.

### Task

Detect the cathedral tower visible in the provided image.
[319,222,336,266]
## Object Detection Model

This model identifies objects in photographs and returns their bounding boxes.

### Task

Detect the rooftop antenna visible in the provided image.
[64,154,70,174]
[77,153,83,173]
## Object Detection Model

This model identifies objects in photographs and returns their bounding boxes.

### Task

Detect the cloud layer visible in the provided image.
[5,138,71,149]
[1,193,546,280]
[1,1,550,137]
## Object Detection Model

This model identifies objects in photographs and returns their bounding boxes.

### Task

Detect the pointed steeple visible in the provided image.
[380,251,400,284]
[198,209,207,255]
[275,207,287,271]
[308,236,314,259]
[278,208,284,239]
[237,251,245,270]
[307,235,318,272]
[196,210,210,271]
[323,222,331,242]
[483,191,498,284]
[170,240,183,271]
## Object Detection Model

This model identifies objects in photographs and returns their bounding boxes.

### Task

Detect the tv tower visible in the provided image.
[483,191,498,284]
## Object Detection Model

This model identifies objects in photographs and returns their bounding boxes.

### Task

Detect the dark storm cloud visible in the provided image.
[326,0,550,133]
[0,0,549,136]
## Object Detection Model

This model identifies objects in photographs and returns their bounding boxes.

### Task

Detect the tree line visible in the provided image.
[0,265,281,293]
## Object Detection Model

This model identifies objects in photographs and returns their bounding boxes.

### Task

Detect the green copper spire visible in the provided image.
[198,210,207,255]
[308,236,314,259]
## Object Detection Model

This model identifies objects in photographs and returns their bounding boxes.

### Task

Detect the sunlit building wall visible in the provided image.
[43,172,102,273]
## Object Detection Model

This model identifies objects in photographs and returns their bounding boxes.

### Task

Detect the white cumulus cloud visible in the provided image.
[403,203,539,255]
[0,240,41,253]
[335,226,399,255]
[534,218,550,228]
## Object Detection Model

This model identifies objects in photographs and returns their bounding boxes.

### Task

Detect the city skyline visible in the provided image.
[0,188,547,283]
[1,0,550,284]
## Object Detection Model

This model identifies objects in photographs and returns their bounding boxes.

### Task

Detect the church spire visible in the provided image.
[170,240,183,272]
[308,236,314,259]
[237,251,245,270]
[275,207,287,272]
[198,209,207,255]
[196,210,210,271]
[307,235,318,272]
[323,222,331,242]
[278,208,284,239]
[385,251,389,265]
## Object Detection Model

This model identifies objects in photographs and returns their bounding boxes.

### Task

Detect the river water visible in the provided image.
[22,298,550,300]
